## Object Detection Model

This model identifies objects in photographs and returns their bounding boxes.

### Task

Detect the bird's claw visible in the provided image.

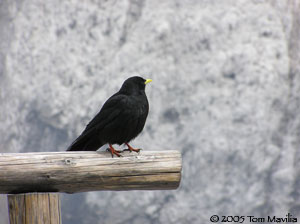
[122,148,142,153]
[106,148,123,157]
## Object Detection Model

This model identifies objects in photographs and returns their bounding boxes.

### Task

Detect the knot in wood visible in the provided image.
[64,158,74,165]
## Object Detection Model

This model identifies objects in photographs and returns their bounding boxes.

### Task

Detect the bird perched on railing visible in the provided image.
[67,76,152,157]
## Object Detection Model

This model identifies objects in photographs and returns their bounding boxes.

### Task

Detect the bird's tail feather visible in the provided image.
[67,129,103,151]
[67,138,88,151]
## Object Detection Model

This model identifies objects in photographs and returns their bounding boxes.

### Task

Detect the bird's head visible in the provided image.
[119,76,152,95]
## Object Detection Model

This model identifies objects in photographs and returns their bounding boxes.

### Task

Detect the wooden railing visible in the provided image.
[0,150,182,224]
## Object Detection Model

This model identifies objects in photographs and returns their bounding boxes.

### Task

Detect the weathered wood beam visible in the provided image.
[0,150,182,194]
[8,193,61,224]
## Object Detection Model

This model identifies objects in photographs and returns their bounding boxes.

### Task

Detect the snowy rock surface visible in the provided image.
[0,1,300,223]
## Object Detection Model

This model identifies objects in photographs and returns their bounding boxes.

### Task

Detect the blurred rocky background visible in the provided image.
[0,0,300,223]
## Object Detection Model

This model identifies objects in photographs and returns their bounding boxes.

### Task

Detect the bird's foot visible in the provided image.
[107,144,122,157]
[125,143,142,153]
[123,148,142,153]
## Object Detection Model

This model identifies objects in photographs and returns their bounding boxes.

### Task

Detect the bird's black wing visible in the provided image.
[67,93,127,151]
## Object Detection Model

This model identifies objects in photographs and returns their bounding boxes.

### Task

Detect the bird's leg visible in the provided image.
[107,144,122,157]
[125,143,141,153]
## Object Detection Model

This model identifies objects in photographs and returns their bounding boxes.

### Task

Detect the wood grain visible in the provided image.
[0,151,182,194]
[8,193,61,224]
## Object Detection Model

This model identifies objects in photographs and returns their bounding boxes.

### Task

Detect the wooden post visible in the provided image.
[1,150,182,223]
[0,150,181,193]
[7,193,61,224]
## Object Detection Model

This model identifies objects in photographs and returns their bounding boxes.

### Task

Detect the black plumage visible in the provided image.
[67,76,152,157]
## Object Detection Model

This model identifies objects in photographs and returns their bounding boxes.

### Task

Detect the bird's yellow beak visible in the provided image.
[145,79,152,85]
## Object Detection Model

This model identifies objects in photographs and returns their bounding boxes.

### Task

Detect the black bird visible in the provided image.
[67,76,152,157]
